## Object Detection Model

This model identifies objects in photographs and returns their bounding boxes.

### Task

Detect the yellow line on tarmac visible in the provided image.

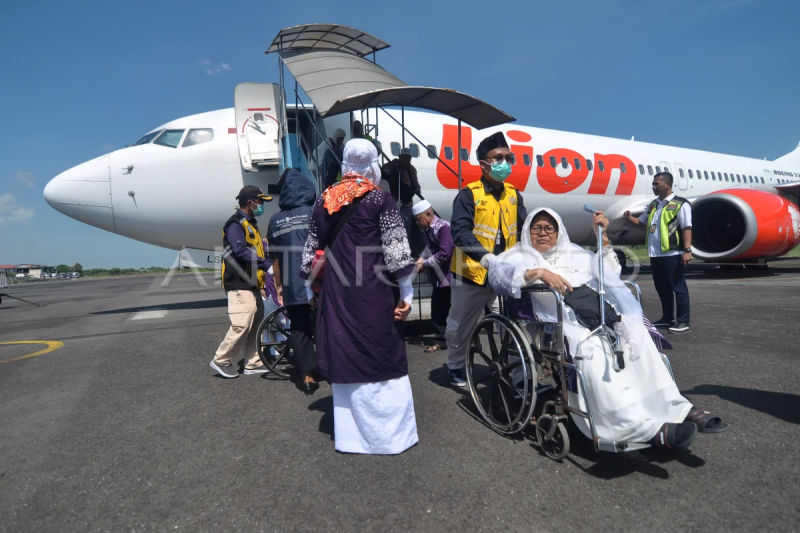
[0,341,64,364]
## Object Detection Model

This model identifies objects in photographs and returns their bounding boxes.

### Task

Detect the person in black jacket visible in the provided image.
[382,148,423,254]
[322,128,346,190]
[267,169,320,395]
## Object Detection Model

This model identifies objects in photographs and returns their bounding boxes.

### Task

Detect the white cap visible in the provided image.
[412,199,432,216]
[400,147,412,156]
[333,128,346,139]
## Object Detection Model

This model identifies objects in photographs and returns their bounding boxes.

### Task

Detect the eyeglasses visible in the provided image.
[530,225,557,235]
[484,154,516,165]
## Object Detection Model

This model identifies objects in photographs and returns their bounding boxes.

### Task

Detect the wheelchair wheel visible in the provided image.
[535,414,570,461]
[256,306,294,379]
[466,314,537,435]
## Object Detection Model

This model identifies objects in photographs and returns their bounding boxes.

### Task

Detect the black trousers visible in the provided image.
[431,286,452,338]
[285,304,316,375]
[650,255,690,324]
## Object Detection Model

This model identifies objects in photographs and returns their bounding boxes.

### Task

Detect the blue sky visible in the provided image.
[1,0,798,268]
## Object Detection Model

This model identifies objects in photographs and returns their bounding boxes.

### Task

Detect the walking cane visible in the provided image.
[584,204,624,371]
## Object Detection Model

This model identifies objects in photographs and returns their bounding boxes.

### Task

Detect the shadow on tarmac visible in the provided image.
[308,395,334,440]
[552,421,706,480]
[91,298,227,315]
[683,384,800,425]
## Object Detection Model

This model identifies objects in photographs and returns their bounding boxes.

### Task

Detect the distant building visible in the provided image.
[0,265,16,274]
[13,264,53,278]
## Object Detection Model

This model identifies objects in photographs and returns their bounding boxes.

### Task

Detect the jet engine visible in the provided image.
[691,189,800,261]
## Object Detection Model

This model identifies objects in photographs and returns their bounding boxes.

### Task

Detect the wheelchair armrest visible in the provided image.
[521,283,563,304]
[623,280,642,303]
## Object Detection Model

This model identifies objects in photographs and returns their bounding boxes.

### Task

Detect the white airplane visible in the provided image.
[44,21,800,269]
[44,94,800,268]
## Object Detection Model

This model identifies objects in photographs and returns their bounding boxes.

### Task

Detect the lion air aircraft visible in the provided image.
[44,87,800,268]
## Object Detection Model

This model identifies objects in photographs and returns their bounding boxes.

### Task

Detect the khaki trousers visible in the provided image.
[214,289,265,369]
[444,282,499,370]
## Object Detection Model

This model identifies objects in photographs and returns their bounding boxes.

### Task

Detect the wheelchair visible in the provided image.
[256,305,294,379]
[465,281,675,461]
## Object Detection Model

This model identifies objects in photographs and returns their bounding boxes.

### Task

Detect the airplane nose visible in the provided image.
[44,154,115,233]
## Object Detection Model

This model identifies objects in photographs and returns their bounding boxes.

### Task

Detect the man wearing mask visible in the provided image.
[623,172,693,334]
[322,128,346,190]
[210,185,275,378]
[445,132,527,386]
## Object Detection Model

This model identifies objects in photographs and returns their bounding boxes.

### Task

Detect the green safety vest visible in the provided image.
[645,196,688,253]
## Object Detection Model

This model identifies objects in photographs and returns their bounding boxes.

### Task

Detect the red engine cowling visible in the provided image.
[691,189,800,261]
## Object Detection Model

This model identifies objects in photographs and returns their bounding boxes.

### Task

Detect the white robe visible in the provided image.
[490,208,692,443]
[332,376,419,454]
[555,305,691,443]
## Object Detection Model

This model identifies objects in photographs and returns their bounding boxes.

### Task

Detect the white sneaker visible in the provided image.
[243,365,271,375]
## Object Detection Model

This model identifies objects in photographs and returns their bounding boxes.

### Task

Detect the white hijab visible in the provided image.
[520,207,597,287]
[341,138,382,185]
[488,207,646,359]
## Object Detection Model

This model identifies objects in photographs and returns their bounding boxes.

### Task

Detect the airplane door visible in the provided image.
[674,163,688,191]
[764,169,774,187]
[234,83,284,171]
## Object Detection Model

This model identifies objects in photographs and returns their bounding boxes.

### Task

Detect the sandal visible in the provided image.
[652,422,697,450]
[685,408,730,434]
[425,345,443,353]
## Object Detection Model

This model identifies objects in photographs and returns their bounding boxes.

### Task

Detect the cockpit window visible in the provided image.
[134,131,161,146]
[183,128,214,148]
[154,129,185,148]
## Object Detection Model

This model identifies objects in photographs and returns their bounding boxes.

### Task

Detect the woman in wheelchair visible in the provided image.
[483,208,728,450]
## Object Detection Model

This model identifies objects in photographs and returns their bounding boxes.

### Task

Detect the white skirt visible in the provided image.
[332,375,419,455]
[565,320,693,443]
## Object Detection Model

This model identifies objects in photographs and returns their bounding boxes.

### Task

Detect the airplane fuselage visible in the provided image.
[45,107,800,264]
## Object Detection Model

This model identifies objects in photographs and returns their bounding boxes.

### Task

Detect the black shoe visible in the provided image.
[669,323,691,334]
[651,317,674,328]
[302,381,320,395]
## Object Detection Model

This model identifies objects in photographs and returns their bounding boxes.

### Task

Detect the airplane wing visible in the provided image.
[775,180,800,193]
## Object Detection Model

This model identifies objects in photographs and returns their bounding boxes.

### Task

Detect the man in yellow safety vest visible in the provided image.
[445,131,527,387]
[211,185,275,378]
[624,171,693,334]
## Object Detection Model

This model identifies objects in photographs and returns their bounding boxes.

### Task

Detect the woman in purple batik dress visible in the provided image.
[301,139,418,455]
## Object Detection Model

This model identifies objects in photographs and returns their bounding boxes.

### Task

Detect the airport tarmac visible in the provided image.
[1,261,799,533]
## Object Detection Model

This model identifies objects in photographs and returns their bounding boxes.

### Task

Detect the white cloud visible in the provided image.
[199,59,233,76]
[0,193,35,224]
[15,171,34,188]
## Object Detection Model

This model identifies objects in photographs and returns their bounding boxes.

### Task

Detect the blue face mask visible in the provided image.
[251,202,265,217]
[488,160,512,182]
